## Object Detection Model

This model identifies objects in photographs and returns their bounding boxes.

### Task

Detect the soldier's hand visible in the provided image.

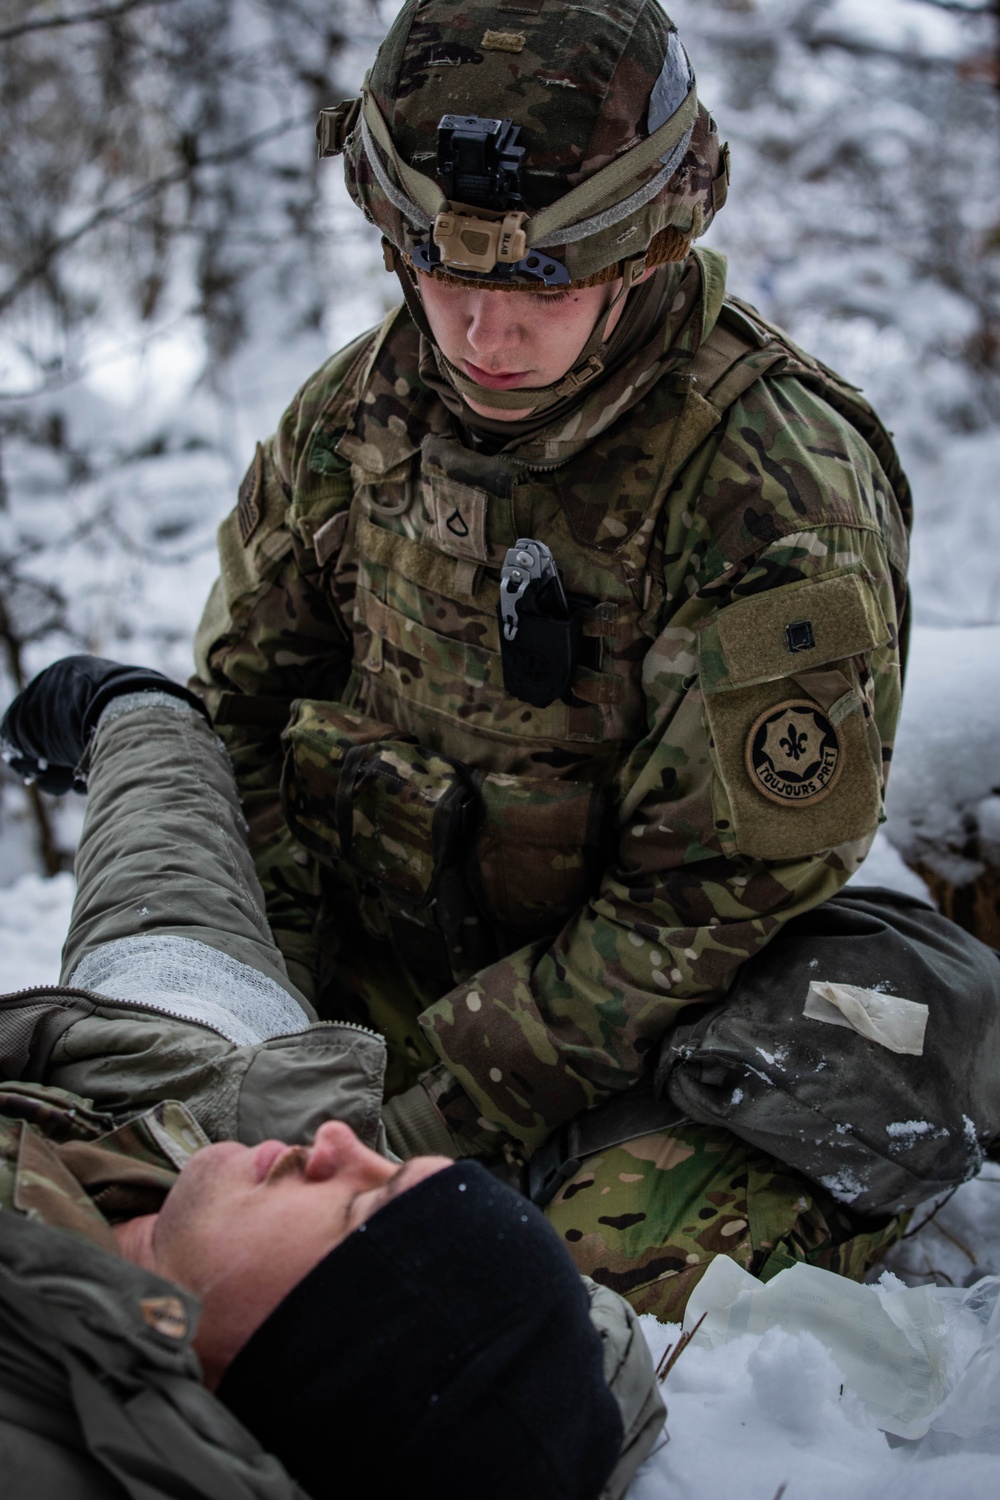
[1,654,209,794]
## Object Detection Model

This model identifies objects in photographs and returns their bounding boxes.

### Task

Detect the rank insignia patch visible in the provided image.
[746,700,843,807]
[237,443,264,546]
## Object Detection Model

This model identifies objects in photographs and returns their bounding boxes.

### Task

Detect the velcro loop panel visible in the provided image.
[360,516,472,598]
[708,571,890,691]
[481,29,526,51]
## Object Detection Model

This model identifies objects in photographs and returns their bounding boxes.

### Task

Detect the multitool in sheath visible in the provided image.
[498,539,582,709]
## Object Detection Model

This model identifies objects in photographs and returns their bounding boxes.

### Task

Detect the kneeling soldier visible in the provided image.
[191,0,1000,1318]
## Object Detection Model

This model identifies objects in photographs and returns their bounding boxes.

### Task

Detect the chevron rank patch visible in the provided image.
[746,700,843,807]
[237,443,265,546]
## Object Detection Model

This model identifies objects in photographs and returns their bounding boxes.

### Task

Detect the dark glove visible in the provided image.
[1,654,210,794]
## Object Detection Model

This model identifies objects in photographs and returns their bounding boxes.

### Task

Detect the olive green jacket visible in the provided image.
[0,1081,307,1499]
[0,1212,306,1499]
[0,1071,661,1500]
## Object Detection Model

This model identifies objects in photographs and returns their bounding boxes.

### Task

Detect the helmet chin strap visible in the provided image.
[393,251,648,416]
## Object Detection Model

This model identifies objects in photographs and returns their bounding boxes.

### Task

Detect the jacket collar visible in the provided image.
[333,248,729,479]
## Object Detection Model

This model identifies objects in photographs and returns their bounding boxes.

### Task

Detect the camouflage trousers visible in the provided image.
[543,1121,905,1324]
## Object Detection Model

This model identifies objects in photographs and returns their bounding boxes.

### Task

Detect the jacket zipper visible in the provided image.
[0,983,383,1044]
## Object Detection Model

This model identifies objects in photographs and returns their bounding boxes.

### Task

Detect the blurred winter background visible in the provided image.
[1,2,999,1493]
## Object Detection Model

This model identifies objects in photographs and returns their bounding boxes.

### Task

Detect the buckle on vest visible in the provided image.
[553,354,605,397]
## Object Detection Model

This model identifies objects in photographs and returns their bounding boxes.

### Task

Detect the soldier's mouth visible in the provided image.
[463,360,532,389]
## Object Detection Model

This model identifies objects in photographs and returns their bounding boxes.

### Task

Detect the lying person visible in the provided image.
[6,656,1000,1321]
[0,657,663,1499]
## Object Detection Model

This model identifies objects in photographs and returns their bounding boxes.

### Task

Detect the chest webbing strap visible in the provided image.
[687,305,789,414]
[527,1084,689,1206]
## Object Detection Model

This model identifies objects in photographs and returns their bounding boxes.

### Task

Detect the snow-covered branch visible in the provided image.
[0,113,311,319]
[0,0,185,46]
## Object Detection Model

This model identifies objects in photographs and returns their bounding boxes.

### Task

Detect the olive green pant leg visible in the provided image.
[543,1121,904,1324]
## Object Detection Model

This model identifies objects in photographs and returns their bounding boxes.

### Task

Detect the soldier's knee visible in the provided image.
[543,1122,903,1323]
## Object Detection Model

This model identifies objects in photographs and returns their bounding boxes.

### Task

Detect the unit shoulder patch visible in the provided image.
[745,699,842,807]
[237,443,265,546]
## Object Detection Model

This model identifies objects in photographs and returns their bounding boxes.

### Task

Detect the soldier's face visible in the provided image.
[115,1120,450,1386]
[417,271,636,421]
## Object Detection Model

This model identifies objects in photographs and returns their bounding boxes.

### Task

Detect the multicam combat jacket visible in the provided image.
[194,248,910,1152]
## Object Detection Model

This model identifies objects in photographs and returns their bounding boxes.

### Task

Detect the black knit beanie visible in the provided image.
[217,1162,623,1500]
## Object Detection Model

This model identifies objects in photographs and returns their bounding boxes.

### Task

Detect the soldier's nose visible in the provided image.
[465,294,522,357]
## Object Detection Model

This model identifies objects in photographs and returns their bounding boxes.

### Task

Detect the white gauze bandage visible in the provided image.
[71,934,311,1047]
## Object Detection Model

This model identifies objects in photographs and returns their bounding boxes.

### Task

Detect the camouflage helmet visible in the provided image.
[319,0,729,290]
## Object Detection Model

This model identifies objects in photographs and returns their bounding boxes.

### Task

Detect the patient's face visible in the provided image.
[115,1120,451,1384]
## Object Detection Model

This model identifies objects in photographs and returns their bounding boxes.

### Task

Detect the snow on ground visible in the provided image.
[0,871,75,992]
[885,625,1000,887]
[845,827,933,903]
[632,1277,1000,1499]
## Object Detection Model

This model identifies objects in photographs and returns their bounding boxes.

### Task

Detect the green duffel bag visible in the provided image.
[657,887,1000,1217]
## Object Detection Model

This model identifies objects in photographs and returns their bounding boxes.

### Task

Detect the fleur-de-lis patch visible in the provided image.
[746,700,842,806]
[779,722,808,760]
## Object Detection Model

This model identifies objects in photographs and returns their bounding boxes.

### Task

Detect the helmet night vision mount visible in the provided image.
[409,114,570,286]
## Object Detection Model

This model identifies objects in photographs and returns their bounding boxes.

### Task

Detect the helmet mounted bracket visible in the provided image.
[411,113,571,286]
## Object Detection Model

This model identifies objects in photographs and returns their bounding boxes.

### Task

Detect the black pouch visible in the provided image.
[496,538,584,708]
[657,887,1000,1216]
[280,699,474,904]
[280,699,493,983]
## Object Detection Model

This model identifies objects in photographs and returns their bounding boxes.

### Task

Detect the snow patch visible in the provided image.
[817,1168,867,1205]
[0,872,75,991]
[885,627,1000,881]
[887,1119,934,1138]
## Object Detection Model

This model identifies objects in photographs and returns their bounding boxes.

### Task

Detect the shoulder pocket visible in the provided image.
[699,572,891,860]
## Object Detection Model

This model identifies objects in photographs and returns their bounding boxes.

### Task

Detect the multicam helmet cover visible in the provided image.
[319,0,729,289]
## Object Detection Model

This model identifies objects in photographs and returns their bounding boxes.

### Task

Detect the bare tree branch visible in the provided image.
[910,1,993,14]
[0,112,313,318]
[0,590,68,875]
[0,0,185,45]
